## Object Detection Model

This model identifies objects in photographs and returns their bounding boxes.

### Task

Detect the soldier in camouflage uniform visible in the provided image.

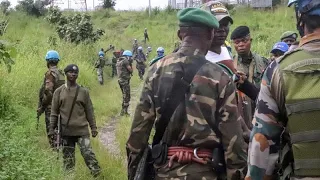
[231,26,269,130]
[246,0,320,179]
[134,46,147,80]
[132,39,138,56]
[111,51,121,77]
[48,64,101,177]
[37,50,65,148]
[94,50,106,85]
[116,50,133,116]
[126,8,247,180]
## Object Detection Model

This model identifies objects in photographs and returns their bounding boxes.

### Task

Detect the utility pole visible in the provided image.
[68,0,71,9]
[93,0,94,10]
[149,0,151,17]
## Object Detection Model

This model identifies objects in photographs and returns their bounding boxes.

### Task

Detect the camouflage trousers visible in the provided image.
[118,79,130,113]
[136,63,146,80]
[62,135,101,176]
[111,64,117,77]
[97,68,103,85]
[45,110,56,148]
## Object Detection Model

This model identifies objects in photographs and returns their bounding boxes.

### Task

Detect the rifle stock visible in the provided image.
[56,115,62,159]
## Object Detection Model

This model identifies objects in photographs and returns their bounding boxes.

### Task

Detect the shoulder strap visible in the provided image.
[152,58,208,146]
[65,85,80,128]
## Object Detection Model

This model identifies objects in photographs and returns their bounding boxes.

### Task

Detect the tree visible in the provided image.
[16,0,51,17]
[102,0,116,9]
[0,0,10,15]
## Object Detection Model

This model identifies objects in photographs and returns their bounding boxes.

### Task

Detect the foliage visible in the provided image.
[0,40,16,72]
[16,0,51,17]
[102,0,116,9]
[0,0,10,15]
[45,6,62,24]
[46,8,105,44]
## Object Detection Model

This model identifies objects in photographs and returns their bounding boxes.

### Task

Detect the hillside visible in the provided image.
[0,6,296,180]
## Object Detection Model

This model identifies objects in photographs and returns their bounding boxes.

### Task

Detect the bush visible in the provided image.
[46,8,105,44]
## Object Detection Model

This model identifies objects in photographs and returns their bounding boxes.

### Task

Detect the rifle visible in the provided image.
[55,114,62,159]
[36,107,44,130]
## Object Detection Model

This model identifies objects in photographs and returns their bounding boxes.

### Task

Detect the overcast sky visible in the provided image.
[7,0,168,10]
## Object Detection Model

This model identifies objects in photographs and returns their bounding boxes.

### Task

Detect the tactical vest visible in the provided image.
[279,49,320,178]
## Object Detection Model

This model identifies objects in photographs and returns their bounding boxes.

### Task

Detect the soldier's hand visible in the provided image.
[235,71,247,84]
[91,130,98,138]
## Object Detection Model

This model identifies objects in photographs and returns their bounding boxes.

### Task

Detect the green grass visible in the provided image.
[0,6,297,179]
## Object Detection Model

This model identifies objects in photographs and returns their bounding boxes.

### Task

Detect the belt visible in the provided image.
[167,146,213,168]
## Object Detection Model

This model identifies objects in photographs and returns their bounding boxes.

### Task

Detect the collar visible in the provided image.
[299,29,320,47]
[238,51,253,63]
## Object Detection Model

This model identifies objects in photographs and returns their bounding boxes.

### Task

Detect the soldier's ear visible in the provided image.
[177,30,182,41]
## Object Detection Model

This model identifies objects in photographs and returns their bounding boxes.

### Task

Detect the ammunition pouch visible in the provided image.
[151,142,168,166]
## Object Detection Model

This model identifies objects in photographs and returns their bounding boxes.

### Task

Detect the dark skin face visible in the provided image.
[212,18,231,46]
[232,35,252,56]
[66,70,78,86]
[281,37,296,47]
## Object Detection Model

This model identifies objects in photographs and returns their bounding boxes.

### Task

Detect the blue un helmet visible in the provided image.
[156,47,165,57]
[138,46,143,51]
[45,50,60,62]
[122,50,133,57]
[98,51,105,57]
[288,0,320,36]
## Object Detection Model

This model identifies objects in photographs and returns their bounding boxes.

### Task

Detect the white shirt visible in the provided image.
[205,46,232,63]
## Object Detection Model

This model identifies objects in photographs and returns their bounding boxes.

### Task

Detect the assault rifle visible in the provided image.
[55,115,62,159]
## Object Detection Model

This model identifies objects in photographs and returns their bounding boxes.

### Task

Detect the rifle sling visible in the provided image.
[152,59,208,146]
[65,85,80,129]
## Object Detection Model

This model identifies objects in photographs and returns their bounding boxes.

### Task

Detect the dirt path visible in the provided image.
[98,83,142,159]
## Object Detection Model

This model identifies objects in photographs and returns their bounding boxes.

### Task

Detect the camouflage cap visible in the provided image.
[280,31,298,40]
[177,7,219,29]
[199,1,233,24]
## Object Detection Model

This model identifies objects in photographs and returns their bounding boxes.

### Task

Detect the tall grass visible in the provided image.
[0,6,297,179]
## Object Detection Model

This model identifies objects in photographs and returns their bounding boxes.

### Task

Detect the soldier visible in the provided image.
[280,31,298,47]
[144,28,149,42]
[126,7,247,180]
[134,46,147,80]
[48,64,101,177]
[94,50,106,85]
[149,47,165,66]
[231,26,269,130]
[37,50,65,148]
[116,50,133,116]
[246,0,320,179]
[111,51,121,78]
[269,42,289,62]
[132,39,138,56]
[146,46,152,59]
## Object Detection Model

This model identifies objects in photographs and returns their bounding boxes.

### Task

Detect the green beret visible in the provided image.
[280,31,298,40]
[177,7,219,29]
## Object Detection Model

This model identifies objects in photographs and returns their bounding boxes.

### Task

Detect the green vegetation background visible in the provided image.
[0,6,295,180]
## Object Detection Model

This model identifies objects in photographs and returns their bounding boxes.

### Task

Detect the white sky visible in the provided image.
[7,0,168,10]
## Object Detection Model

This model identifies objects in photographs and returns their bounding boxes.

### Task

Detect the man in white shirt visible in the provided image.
[200,1,235,74]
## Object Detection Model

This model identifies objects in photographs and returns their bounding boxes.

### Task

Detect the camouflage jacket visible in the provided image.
[126,47,247,179]
[38,66,65,111]
[246,32,320,179]
[233,52,268,130]
[134,52,146,64]
[116,57,131,80]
